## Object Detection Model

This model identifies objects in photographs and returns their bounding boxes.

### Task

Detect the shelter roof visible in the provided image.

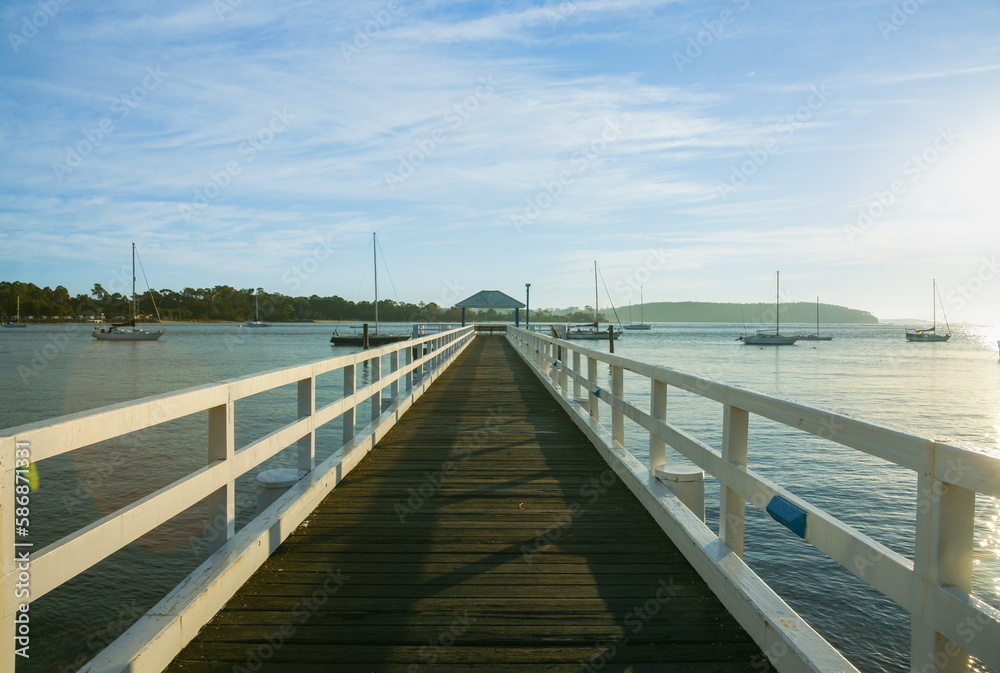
[454,290,525,309]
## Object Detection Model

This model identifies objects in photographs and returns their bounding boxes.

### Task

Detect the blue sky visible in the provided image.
[1,0,998,322]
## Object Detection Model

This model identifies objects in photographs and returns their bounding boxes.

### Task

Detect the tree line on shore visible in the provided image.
[0,282,601,324]
[1,281,878,324]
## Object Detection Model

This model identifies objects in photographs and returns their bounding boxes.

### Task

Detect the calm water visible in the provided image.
[1,322,998,672]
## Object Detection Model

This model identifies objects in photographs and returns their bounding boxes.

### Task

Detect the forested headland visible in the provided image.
[0,282,878,324]
[0,282,599,323]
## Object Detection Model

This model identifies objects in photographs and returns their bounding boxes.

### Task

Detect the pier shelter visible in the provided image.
[454,289,525,326]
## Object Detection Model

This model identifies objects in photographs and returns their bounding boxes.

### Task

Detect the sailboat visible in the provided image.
[565,262,623,340]
[738,271,797,345]
[330,233,410,347]
[92,243,164,341]
[623,286,652,330]
[796,297,833,341]
[905,279,950,342]
[242,290,270,328]
[2,296,28,328]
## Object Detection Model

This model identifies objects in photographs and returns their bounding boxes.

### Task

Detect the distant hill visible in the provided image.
[606,301,878,324]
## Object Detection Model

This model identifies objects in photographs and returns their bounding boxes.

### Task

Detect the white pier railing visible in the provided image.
[0,326,475,673]
[507,326,1000,673]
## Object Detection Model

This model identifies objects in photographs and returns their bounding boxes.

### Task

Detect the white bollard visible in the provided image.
[256,468,307,515]
[654,463,705,522]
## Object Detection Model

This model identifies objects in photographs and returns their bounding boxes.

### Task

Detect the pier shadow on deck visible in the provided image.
[165,336,767,672]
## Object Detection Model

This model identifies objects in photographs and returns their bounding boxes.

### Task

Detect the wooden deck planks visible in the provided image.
[165,336,767,672]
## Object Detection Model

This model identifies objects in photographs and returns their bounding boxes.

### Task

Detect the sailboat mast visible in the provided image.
[640,286,644,323]
[132,242,137,325]
[776,271,780,334]
[594,261,599,326]
[816,297,819,334]
[373,233,379,332]
[932,279,936,330]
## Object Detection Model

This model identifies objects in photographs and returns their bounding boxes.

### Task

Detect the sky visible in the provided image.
[1,0,998,323]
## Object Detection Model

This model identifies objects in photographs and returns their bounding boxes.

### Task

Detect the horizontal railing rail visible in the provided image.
[0,326,475,672]
[506,326,1000,673]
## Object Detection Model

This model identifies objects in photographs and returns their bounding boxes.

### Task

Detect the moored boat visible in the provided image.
[738,271,797,346]
[905,280,950,342]
[92,243,164,341]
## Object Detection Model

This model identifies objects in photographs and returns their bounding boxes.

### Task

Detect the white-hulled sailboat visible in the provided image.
[797,297,833,341]
[92,243,164,341]
[905,279,950,342]
[738,271,797,346]
[2,296,27,328]
[330,233,410,347]
[242,290,270,328]
[566,261,623,340]
[623,286,652,330]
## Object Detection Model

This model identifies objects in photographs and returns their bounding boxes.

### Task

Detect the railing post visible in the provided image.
[611,365,624,446]
[207,399,235,554]
[297,375,315,472]
[649,380,667,473]
[404,344,413,391]
[559,346,569,395]
[343,364,355,443]
[573,351,581,399]
[587,356,599,422]
[371,354,382,421]
[911,463,975,673]
[390,348,400,401]
[720,405,749,558]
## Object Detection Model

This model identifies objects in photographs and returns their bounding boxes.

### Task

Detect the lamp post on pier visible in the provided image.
[525,283,531,328]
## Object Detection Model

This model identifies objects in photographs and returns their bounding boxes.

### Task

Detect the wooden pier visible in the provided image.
[4,325,998,673]
[165,337,766,671]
